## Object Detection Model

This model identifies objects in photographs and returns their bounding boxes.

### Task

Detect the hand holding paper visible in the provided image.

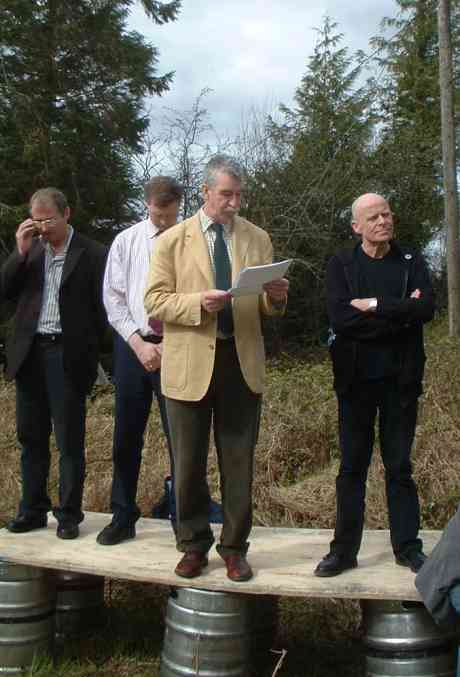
[201,289,232,313]
[229,259,292,297]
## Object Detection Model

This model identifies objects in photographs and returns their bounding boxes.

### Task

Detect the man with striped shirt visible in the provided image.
[2,187,107,539]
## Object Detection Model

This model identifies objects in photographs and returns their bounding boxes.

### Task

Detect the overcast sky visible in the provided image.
[129,0,400,138]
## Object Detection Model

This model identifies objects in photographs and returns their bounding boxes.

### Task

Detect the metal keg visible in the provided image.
[161,587,250,677]
[0,559,55,674]
[365,650,456,676]
[55,571,105,640]
[361,600,457,677]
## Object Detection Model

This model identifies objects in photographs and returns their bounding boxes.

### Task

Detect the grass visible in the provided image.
[0,313,459,676]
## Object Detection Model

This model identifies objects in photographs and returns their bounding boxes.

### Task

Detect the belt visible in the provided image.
[142,334,163,345]
[35,333,62,344]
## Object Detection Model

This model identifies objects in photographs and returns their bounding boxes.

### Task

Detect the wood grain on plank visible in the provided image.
[0,512,440,600]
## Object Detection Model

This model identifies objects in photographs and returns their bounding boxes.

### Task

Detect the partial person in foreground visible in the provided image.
[1,187,107,540]
[144,155,288,582]
[415,506,460,677]
[415,505,460,626]
[315,193,434,578]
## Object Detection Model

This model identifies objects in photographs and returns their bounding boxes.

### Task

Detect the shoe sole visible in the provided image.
[96,532,136,546]
[314,562,358,578]
[7,524,47,533]
[227,573,253,582]
[57,532,79,540]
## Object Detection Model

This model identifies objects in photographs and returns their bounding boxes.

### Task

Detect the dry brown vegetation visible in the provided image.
[265,321,460,532]
[2,317,459,532]
[0,314,459,676]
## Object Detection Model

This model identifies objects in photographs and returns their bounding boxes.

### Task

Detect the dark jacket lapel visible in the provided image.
[61,231,85,287]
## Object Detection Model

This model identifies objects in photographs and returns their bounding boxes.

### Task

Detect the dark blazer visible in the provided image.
[2,231,108,394]
[326,241,435,395]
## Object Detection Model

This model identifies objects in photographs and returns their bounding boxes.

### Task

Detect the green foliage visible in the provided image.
[368,0,460,249]
[245,18,376,343]
[241,6,457,346]
[0,0,181,247]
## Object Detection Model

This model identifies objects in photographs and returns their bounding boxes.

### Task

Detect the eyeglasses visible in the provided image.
[30,216,59,225]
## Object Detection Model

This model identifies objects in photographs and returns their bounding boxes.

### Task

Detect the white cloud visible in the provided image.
[129,0,399,135]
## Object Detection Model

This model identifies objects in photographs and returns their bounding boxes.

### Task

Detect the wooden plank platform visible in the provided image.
[0,512,440,601]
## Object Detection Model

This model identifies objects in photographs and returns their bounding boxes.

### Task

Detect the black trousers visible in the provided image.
[330,378,422,558]
[165,338,261,558]
[110,332,172,526]
[15,339,86,525]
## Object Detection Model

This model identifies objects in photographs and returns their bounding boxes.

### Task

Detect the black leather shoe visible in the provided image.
[395,550,427,573]
[314,552,358,577]
[57,524,79,540]
[7,514,47,533]
[96,522,135,546]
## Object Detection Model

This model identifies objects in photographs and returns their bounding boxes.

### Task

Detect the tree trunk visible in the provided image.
[438,0,460,336]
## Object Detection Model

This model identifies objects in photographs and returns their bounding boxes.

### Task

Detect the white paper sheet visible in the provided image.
[229,259,292,297]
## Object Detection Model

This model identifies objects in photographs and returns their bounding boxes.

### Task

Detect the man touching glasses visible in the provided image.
[1,187,107,539]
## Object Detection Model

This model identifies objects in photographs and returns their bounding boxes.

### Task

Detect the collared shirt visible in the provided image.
[199,208,233,276]
[36,226,74,334]
[103,218,164,341]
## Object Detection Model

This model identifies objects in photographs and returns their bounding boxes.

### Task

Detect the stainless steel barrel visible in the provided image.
[0,559,55,674]
[161,587,250,677]
[365,650,456,676]
[361,600,457,677]
[55,571,105,640]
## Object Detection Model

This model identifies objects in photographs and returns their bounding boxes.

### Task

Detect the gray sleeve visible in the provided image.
[415,508,460,626]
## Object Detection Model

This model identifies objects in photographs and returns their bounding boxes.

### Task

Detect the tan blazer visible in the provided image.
[144,212,284,401]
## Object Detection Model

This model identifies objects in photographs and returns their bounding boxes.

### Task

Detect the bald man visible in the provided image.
[315,193,435,577]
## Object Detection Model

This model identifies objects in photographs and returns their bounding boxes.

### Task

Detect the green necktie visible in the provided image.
[213,224,234,335]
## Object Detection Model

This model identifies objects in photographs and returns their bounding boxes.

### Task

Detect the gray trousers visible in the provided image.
[165,338,261,557]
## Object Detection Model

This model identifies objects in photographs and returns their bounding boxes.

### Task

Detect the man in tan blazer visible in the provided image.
[144,155,288,581]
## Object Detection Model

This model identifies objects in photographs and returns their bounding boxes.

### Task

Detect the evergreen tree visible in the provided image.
[370,0,460,249]
[249,18,375,342]
[0,0,181,244]
[281,17,374,245]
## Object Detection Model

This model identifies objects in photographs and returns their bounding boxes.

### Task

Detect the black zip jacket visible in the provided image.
[326,241,435,395]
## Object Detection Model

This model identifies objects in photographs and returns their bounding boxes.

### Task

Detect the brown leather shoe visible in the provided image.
[175,551,208,579]
[223,554,253,582]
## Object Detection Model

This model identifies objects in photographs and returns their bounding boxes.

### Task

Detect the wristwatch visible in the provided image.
[368,298,378,310]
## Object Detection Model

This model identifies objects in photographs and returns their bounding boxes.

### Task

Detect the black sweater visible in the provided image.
[326,241,435,396]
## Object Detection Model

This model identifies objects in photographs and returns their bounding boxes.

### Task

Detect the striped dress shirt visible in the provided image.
[103,218,163,342]
[199,208,233,273]
[36,226,74,334]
